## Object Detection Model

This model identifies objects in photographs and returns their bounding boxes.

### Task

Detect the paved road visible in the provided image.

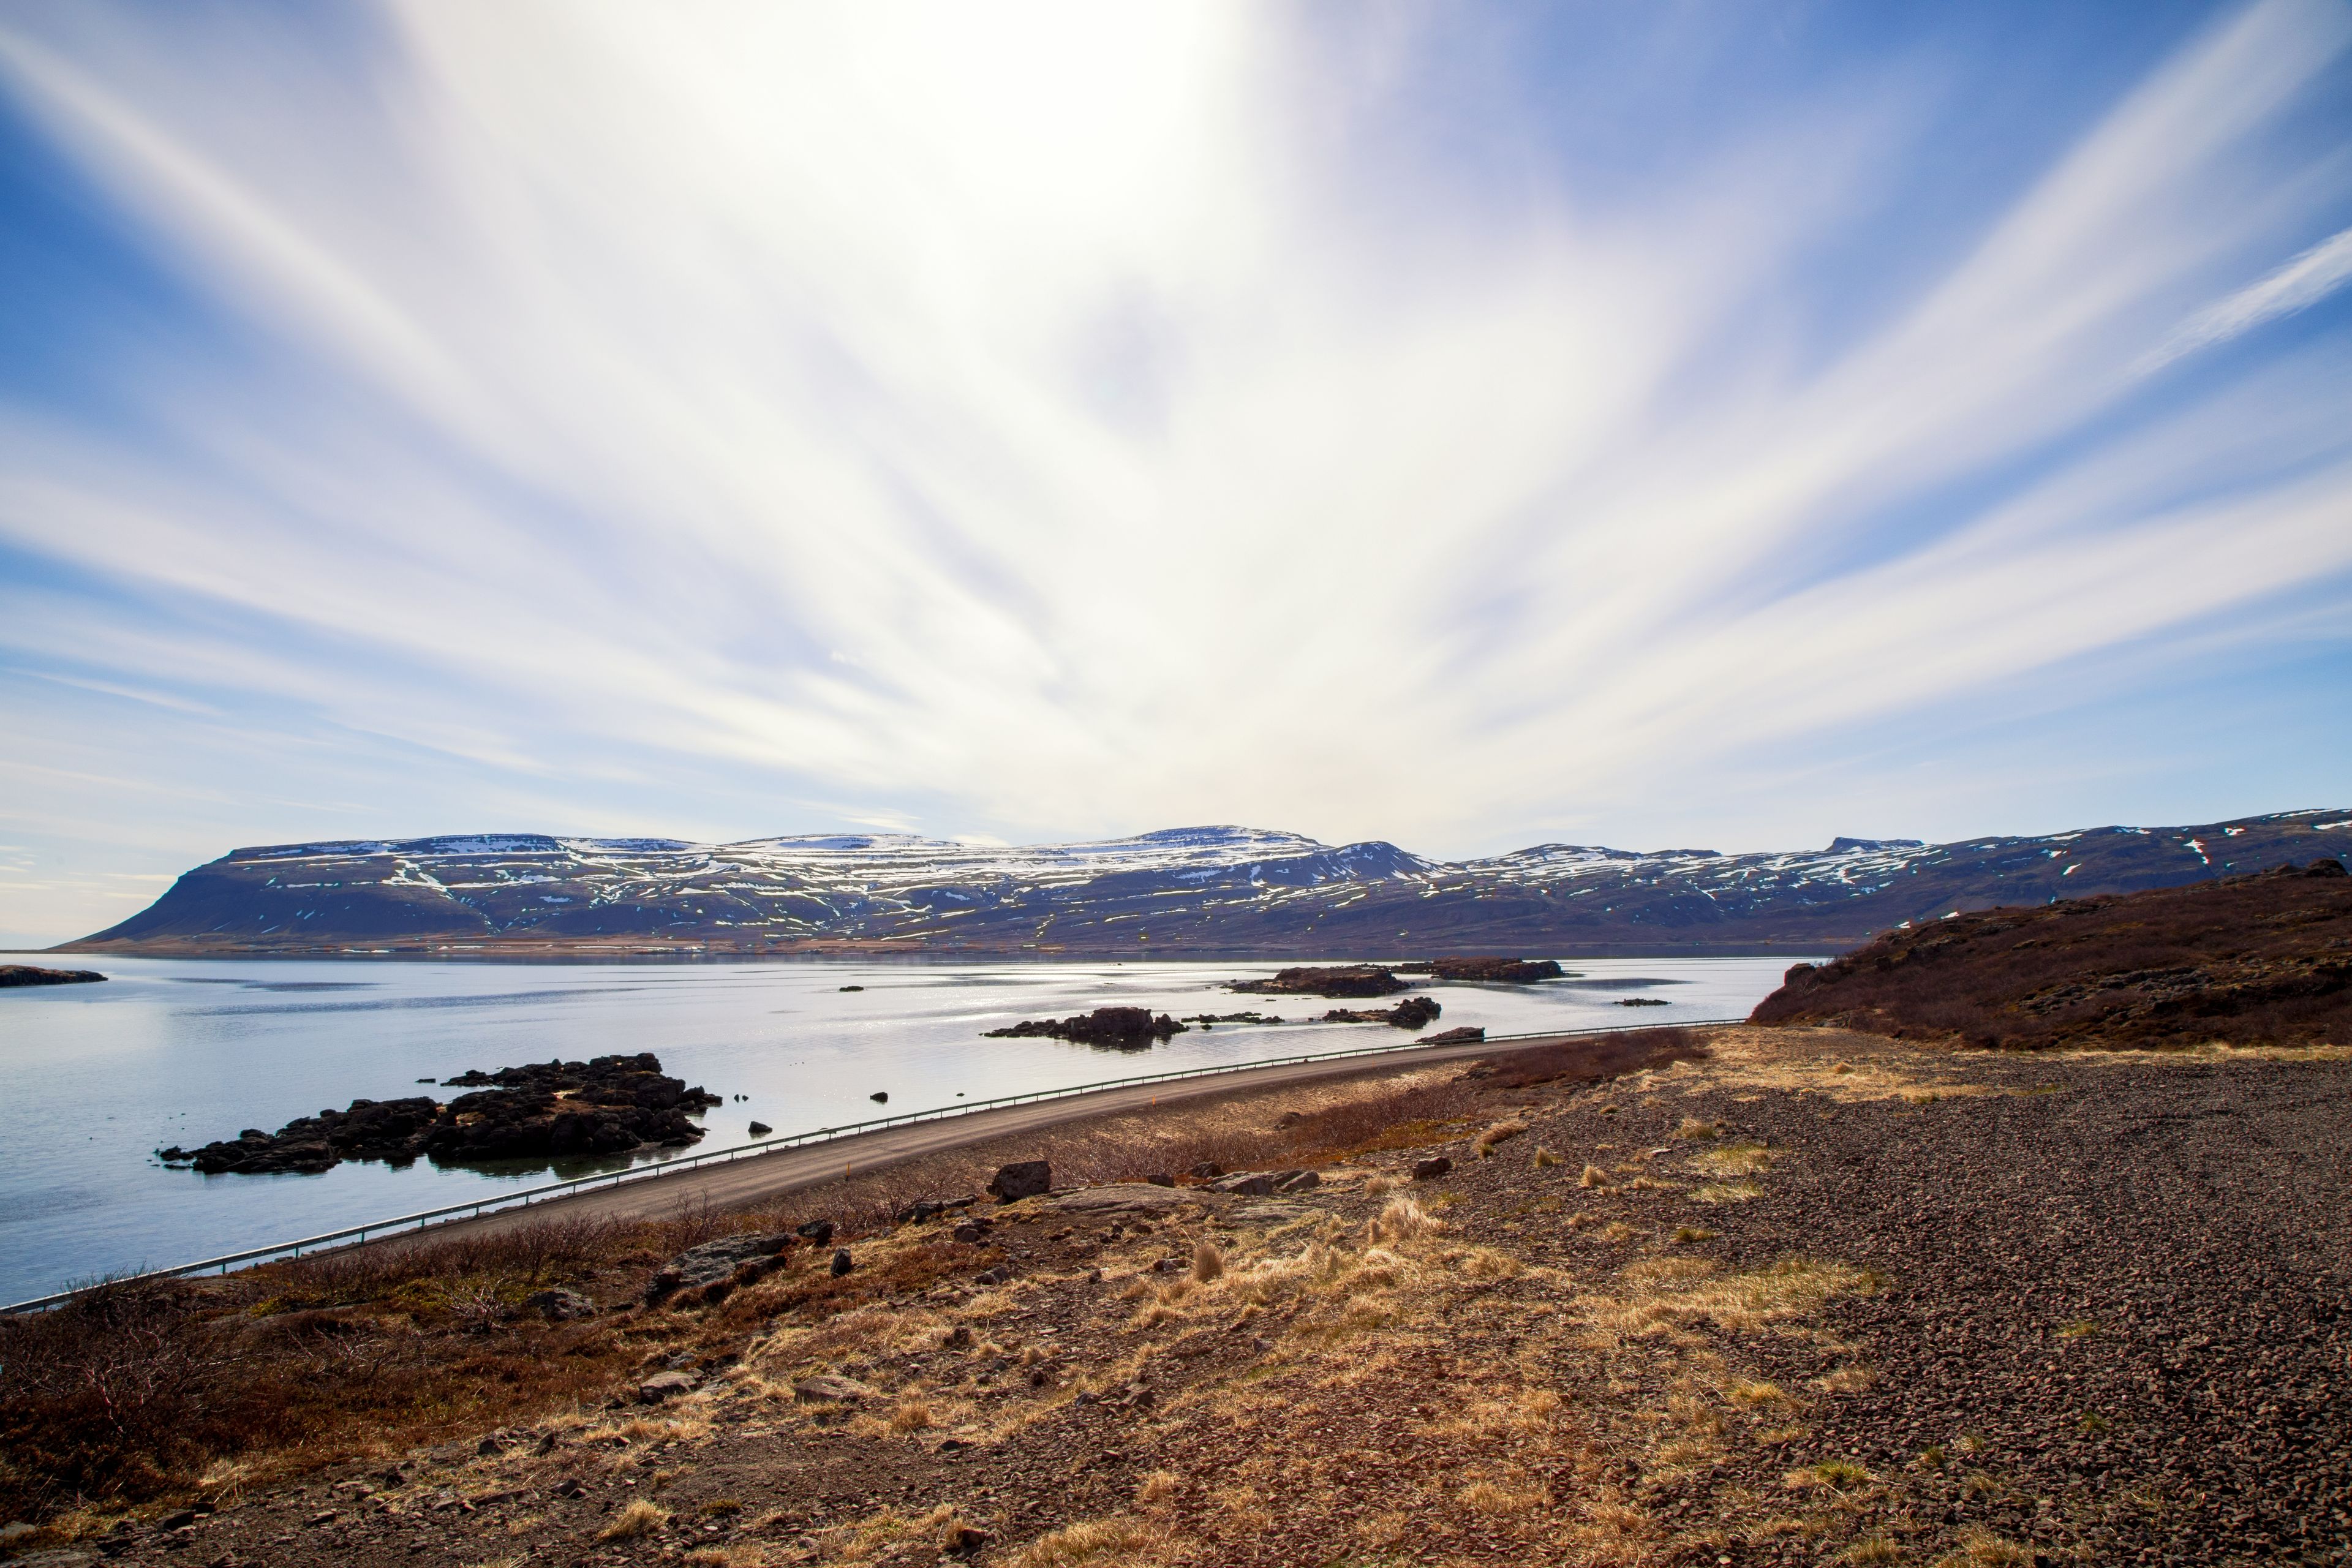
[417,1030,1601,1243]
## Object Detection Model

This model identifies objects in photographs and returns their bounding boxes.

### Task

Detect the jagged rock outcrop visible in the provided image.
[158,1052,721,1174]
[983,1006,1187,1046]
[1232,965,1407,998]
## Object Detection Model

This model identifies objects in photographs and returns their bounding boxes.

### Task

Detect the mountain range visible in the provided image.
[56,810,2351,958]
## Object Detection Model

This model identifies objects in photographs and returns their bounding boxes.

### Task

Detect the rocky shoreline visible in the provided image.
[157,1053,722,1175]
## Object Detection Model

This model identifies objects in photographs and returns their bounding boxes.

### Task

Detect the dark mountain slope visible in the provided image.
[58,811,2351,957]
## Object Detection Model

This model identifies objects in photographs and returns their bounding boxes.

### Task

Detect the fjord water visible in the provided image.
[0,956,1796,1303]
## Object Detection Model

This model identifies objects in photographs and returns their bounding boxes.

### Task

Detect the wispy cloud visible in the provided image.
[0,0,2348,941]
[2145,224,2352,369]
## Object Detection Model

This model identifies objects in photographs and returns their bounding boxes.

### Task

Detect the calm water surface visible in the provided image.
[0,955,1798,1302]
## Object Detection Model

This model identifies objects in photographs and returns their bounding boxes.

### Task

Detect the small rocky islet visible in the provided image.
[0,963,105,988]
[157,1052,722,1175]
[983,959,1562,1046]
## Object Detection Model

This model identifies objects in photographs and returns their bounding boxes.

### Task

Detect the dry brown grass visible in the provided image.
[597,1498,671,1540]
[1191,1242,1225,1283]
[1474,1118,1528,1156]
[1006,1515,1155,1566]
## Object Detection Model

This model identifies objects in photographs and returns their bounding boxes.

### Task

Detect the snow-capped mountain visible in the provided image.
[62,812,2350,957]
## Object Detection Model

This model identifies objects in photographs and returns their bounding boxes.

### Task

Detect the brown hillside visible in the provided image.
[1750,858,2351,1048]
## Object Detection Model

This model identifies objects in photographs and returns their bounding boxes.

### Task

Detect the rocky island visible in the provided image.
[1321,995,1442,1028]
[157,1052,722,1174]
[1396,956,1565,982]
[0,964,105,988]
[1231,963,1409,997]
[983,1007,1188,1047]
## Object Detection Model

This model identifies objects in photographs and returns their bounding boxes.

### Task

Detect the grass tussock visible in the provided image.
[1191,1242,1225,1283]
[597,1499,671,1540]
[1474,1118,1528,1157]
[1006,1516,1155,1566]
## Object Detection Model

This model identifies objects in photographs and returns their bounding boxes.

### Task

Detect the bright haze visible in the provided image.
[2,1,2350,948]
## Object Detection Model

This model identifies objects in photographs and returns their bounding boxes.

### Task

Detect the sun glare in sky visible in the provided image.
[1,0,2349,943]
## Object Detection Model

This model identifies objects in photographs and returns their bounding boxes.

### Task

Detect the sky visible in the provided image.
[2,1,2350,947]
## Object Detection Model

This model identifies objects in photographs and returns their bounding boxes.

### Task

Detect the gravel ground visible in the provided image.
[31,1028,2349,1568]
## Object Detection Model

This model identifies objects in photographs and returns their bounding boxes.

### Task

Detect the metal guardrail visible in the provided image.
[2,1014,1738,1312]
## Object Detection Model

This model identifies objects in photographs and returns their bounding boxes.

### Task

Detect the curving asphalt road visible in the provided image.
[418,1029,1609,1242]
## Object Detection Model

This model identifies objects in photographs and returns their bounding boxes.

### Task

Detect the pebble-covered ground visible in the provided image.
[22,1028,2348,1568]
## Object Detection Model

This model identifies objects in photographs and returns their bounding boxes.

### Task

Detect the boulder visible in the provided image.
[1188,1161,1224,1179]
[1211,1172,1278,1197]
[1043,1183,1196,1216]
[1412,1156,1453,1181]
[987,1159,1052,1202]
[645,1233,788,1300]
[791,1374,873,1404]
[637,1371,695,1403]
[829,1249,854,1277]
[1145,1172,1175,1187]
[796,1218,836,1245]
[522,1287,596,1321]
[747,1120,772,1136]
[1275,1169,1321,1193]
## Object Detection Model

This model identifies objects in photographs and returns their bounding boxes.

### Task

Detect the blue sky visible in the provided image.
[2,0,2350,946]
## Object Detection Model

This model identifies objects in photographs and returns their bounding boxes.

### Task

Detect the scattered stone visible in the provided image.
[1188,1161,1224,1179]
[1412,1156,1453,1180]
[829,1248,854,1277]
[944,1524,992,1555]
[1145,1172,1175,1186]
[987,1159,1052,1202]
[747,1120,772,1136]
[1275,1169,1321,1193]
[522,1287,596,1321]
[796,1219,835,1245]
[1211,1172,1278,1197]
